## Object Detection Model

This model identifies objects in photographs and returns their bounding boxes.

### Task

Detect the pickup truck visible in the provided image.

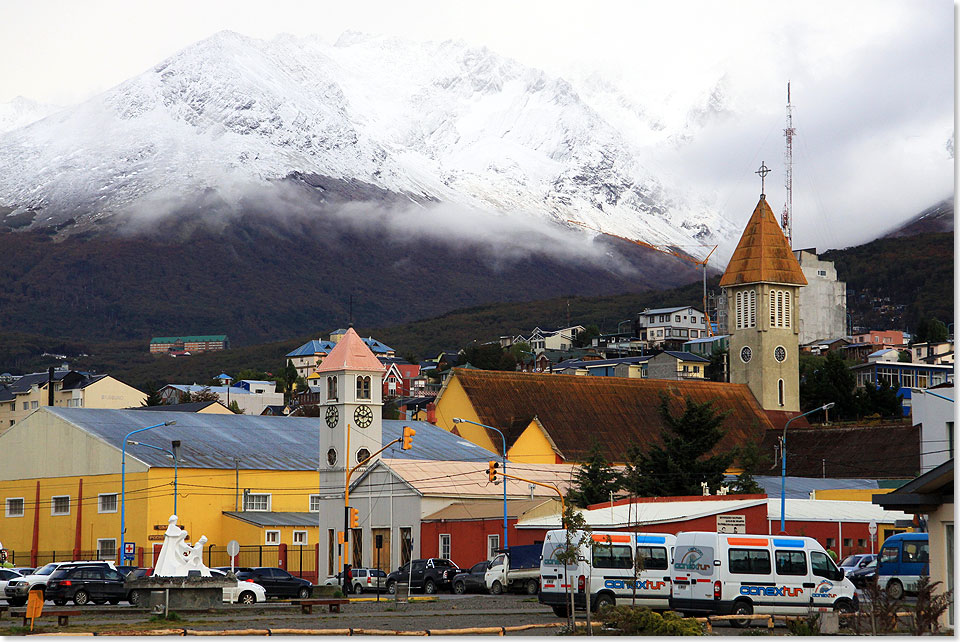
[484,545,541,595]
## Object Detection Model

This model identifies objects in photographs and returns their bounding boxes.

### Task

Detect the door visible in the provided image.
[469,562,488,591]
[809,551,842,608]
[591,534,635,601]
[901,539,929,591]
[81,567,105,601]
[273,568,298,597]
[673,535,715,604]
[773,546,809,614]
[103,568,126,601]
[255,568,279,596]
[635,544,670,605]
[410,561,426,588]
[372,528,390,574]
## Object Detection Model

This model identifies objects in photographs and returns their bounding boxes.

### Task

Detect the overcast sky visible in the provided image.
[1,0,954,250]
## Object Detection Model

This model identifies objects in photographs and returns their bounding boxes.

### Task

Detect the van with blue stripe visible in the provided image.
[669,532,857,626]
[538,529,676,617]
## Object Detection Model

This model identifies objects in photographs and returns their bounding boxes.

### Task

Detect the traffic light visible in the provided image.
[338,531,346,545]
[487,460,499,483]
[402,425,416,450]
[350,507,360,529]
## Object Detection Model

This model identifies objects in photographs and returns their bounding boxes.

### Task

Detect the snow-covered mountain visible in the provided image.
[0,31,737,257]
[0,96,61,134]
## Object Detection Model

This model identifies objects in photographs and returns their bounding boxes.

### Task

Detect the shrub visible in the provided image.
[786,613,819,636]
[598,605,703,636]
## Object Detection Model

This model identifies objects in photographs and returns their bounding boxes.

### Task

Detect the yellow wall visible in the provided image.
[0,468,323,560]
[432,376,499,453]
[198,404,234,415]
[508,420,559,464]
[84,377,147,409]
[812,488,895,501]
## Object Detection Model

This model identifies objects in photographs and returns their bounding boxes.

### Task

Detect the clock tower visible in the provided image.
[719,191,807,412]
[315,327,385,573]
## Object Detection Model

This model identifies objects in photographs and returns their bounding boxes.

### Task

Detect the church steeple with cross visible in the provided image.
[719,164,807,413]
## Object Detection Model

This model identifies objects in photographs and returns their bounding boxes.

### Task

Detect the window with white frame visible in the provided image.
[99,493,118,513]
[356,375,371,400]
[97,539,117,559]
[439,534,451,560]
[327,376,338,401]
[293,530,308,546]
[487,534,500,559]
[309,494,321,512]
[51,495,70,516]
[30,400,38,409]
[244,493,270,511]
[265,530,280,545]
[67,398,83,408]
[5,497,24,517]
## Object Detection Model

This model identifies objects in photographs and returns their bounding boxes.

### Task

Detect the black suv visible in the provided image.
[224,567,312,599]
[45,564,128,606]
[385,558,460,595]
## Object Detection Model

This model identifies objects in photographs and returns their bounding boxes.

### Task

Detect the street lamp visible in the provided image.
[452,418,508,550]
[127,440,181,514]
[780,404,833,534]
[120,420,175,564]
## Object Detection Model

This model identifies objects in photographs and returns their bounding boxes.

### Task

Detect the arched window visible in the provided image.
[356,375,371,400]
[327,376,338,401]
[735,292,743,329]
[768,290,793,328]
[749,290,756,327]
[778,379,785,407]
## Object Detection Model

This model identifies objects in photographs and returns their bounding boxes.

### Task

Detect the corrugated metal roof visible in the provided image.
[422,499,548,521]
[40,408,496,470]
[376,459,576,498]
[132,401,223,413]
[719,196,807,287]
[767,499,909,523]
[684,335,730,345]
[517,498,766,529]
[450,369,774,464]
[641,306,690,315]
[750,475,882,499]
[286,339,334,358]
[223,511,319,527]
[661,351,710,362]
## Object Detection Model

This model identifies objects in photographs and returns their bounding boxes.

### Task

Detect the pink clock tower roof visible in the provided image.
[315,327,386,373]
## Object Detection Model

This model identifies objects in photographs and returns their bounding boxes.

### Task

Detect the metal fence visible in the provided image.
[9,550,114,567]
[204,545,280,570]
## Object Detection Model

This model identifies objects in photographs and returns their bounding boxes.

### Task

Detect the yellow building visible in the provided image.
[0,406,494,580]
[433,368,775,465]
[0,370,146,435]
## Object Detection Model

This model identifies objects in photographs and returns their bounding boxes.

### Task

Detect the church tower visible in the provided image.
[719,187,807,412]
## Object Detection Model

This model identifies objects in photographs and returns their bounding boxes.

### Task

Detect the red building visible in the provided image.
[383,362,422,398]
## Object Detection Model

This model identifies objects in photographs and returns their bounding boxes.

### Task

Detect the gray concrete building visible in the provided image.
[793,249,848,345]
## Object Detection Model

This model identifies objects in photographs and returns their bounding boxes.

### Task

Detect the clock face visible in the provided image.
[354,405,374,429]
[325,405,339,429]
[740,346,753,363]
[774,346,787,363]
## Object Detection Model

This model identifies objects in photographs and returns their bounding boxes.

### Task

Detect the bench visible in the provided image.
[10,608,82,627]
[290,599,349,614]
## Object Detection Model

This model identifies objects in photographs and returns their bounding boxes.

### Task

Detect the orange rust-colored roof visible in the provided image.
[719,196,807,287]
[449,369,774,464]
[315,327,386,373]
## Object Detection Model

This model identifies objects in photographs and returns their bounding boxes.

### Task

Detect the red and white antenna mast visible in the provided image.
[782,81,794,247]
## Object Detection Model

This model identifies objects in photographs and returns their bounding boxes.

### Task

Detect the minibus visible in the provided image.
[876,532,929,599]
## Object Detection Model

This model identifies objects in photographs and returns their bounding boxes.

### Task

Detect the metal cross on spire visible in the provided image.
[756,161,771,195]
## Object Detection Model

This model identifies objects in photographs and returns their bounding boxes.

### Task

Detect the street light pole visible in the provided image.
[120,420,175,564]
[453,418,508,550]
[127,440,180,515]
[780,403,833,534]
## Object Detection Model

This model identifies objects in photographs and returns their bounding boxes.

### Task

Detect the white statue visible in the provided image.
[152,515,212,577]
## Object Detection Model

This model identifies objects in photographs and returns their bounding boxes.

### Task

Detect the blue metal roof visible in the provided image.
[683,335,729,345]
[662,351,711,362]
[167,384,251,395]
[285,339,334,358]
[40,408,495,470]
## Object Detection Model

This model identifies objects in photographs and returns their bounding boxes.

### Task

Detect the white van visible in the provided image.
[538,529,676,617]
[669,532,858,625]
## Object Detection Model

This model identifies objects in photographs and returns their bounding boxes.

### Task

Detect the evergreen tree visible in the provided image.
[799,352,858,420]
[283,360,298,393]
[141,384,163,406]
[568,441,621,508]
[621,394,733,497]
[574,325,601,348]
[914,317,949,344]
[228,400,245,414]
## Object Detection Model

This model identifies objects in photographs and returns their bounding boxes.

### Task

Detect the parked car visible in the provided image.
[210,569,267,604]
[13,568,35,577]
[4,562,105,606]
[848,558,878,588]
[0,569,23,603]
[229,567,312,599]
[45,564,128,606]
[452,561,491,594]
[350,568,387,594]
[385,558,460,595]
[839,553,876,575]
[116,565,139,577]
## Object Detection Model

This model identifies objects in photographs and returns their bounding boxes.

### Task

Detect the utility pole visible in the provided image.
[782,81,795,247]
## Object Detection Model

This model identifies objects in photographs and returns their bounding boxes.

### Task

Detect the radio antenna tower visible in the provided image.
[782,82,795,247]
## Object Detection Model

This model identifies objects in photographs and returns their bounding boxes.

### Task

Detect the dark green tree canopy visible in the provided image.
[568,441,621,508]
[621,393,733,497]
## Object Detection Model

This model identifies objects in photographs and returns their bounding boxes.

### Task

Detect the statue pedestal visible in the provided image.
[127,576,232,610]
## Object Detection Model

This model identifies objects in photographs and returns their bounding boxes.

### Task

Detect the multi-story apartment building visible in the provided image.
[149,335,229,354]
[500,326,585,353]
[285,332,395,380]
[635,306,708,348]
[0,369,146,434]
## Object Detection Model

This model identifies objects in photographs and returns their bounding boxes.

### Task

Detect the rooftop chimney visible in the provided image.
[47,366,55,406]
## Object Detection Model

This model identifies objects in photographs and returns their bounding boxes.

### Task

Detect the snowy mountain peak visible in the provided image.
[0,32,737,258]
